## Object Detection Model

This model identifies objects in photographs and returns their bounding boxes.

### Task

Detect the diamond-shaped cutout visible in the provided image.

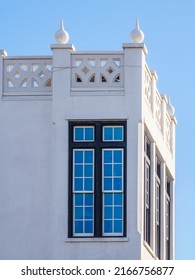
[82,67,89,74]
[14,72,20,79]
[107,67,114,74]
[20,64,28,72]
[38,71,45,79]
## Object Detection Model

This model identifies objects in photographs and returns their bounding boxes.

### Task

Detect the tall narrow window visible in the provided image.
[155,158,161,259]
[144,135,151,246]
[69,121,126,237]
[165,178,171,259]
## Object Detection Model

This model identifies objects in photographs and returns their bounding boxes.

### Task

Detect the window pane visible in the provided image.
[75,194,83,206]
[114,127,123,141]
[85,221,93,233]
[104,207,112,219]
[74,178,83,191]
[114,150,122,163]
[85,194,93,206]
[84,178,93,191]
[104,150,112,163]
[114,164,122,176]
[85,128,94,141]
[84,165,93,177]
[104,220,112,233]
[114,206,122,219]
[85,207,93,219]
[114,220,122,233]
[104,178,112,190]
[85,151,93,163]
[74,128,84,141]
[114,178,122,190]
[114,193,122,205]
[75,165,83,177]
[75,207,83,219]
[104,164,112,176]
[104,127,113,141]
[75,151,83,163]
[104,193,112,205]
[75,221,83,233]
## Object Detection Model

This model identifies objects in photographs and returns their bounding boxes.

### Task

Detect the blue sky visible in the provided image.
[0,0,194,259]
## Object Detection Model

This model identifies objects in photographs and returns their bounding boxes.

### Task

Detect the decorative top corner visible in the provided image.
[55,19,69,44]
[167,96,175,117]
[130,19,144,44]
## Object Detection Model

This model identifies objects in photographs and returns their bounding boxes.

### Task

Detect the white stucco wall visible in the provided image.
[0,99,53,259]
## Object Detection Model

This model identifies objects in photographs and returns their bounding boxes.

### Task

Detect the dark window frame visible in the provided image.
[165,178,171,260]
[155,157,161,259]
[144,135,151,246]
[68,121,127,238]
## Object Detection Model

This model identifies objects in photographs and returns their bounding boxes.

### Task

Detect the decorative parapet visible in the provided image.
[144,63,176,154]
[144,64,152,108]
[3,57,52,94]
[71,52,124,90]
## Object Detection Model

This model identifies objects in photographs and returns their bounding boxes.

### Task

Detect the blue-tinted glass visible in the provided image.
[85,207,93,219]
[114,206,122,219]
[114,193,122,205]
[85,194,93,206]
[84,165,93,177]
[114,178,122,190]
[104,220,112,233]
[75,128,84,141]
[75,221,83,233]
[114,164,122,176]
[75,194,83,206]
[114,150,122,163]
[85,221,93,233]
[85,151,93,163]
[75,151,83,163]
[104,207,112,219]
[74,178,83,191]
[114,220,122,233]
[104,150,112,163]
[104,127,113,140]
[84,178,93,191]
[75,165,83,177]
[114,127,123,141]
[85,128,94,141]
[104,178,112,190]
[104,193,113,205]
[75,207,83,219]
[104,164,112,176]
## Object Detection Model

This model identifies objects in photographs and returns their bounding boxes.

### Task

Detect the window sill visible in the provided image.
[65,237,129,243]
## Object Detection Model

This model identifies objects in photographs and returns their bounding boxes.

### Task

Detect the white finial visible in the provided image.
[55,19,69,44]
[130,19,144,43]
[167,96,175,117]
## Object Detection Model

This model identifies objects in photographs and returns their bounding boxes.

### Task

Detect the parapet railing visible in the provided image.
[71,52,124,90]
[144,64,174,153]
[3,56,52,94]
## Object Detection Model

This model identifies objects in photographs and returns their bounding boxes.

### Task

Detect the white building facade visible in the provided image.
[0,21,176,260]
